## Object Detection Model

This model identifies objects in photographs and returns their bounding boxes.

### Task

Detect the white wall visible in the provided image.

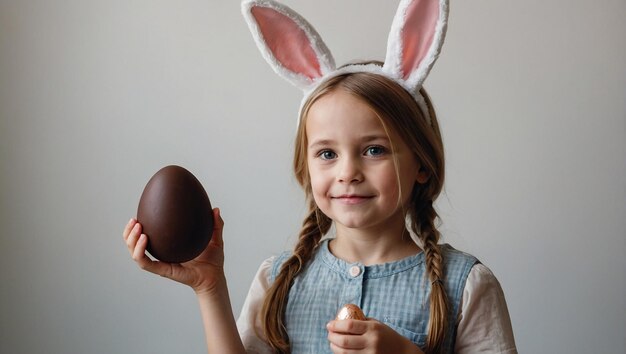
[1,1,624,353]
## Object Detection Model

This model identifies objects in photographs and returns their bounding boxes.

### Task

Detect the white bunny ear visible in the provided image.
[242,0,336,91]
[383,0,449,91]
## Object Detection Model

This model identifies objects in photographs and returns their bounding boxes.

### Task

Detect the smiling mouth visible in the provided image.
[332,195,374,205]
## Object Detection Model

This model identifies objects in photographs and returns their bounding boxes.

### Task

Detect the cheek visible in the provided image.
[307,163,326,195]
[398,173,419,204]
[309,172,327,198]
[378,168,401,194]
[309,177,330,213]
[378,166,413,205]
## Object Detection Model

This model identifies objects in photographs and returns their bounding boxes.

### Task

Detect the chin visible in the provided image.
[334,217,372,230]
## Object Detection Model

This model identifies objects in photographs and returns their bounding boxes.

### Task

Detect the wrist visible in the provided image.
[195,278,233,319]
[193,272,228,298]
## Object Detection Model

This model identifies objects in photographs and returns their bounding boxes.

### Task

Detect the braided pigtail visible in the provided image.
[261,199,331,353]
[410,193,448,354]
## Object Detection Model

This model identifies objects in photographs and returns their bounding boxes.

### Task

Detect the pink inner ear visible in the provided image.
[401,0,439,79]
[252,7,322,80]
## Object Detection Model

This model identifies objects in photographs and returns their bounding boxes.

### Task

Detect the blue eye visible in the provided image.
[365,145,386,156]
[318,150,337,160]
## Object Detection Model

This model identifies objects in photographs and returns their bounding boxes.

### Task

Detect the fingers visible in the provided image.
[124,221,149,265]
[125,221,142,254]
[327,319,368,335]
[132,233,149,262]
[122,218,171,276]
[209,208,224,247]
[329,320,419,354]
[327,320,369,351]
[328,332,366,351]
[122,218,137,241]
[133,233,175,277]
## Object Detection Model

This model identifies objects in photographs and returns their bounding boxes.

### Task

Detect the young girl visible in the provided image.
[123,1,517,353]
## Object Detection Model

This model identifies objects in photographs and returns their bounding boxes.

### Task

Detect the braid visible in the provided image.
[261,200,331,353]
[410,196,449,354]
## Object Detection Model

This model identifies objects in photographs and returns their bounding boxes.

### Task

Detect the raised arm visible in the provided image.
[123,208,247,354]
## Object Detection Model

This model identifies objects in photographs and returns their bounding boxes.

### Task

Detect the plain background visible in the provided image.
[1,0,624,353]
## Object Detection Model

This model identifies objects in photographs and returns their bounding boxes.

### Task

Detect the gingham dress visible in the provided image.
[268,239,478,353]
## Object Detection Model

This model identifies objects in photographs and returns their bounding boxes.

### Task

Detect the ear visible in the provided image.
[383,0,449,91]
[242,0,336,91]
[416,168,430,184]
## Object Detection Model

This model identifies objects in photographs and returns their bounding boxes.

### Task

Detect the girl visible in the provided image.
[123,0,517,353]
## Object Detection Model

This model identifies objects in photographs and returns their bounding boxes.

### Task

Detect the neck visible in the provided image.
[330,220,421,266]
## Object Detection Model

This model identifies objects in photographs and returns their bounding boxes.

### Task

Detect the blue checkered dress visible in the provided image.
[269,239,478,354]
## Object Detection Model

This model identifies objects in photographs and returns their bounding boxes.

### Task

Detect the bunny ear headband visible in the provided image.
[241,0,449,126]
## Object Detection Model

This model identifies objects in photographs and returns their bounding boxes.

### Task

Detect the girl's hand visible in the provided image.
[122,208,226,295]
[327,319,424,354]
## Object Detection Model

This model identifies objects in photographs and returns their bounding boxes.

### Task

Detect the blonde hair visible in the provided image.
[261,68,448,354]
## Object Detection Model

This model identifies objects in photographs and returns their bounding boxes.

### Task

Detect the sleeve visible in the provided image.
[454,263,518,354]
[236,257,275,354]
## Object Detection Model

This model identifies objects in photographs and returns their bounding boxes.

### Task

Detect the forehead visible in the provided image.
[305,89,388,140]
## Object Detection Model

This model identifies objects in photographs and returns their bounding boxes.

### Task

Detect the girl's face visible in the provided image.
[305,89,428,234]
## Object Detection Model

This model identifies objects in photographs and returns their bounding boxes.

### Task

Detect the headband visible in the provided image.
[241,0,449,126]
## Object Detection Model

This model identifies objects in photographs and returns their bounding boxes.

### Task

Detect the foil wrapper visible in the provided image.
[336,304,366,320]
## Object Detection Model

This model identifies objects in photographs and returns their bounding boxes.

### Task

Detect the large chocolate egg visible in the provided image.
[137,165,213,263]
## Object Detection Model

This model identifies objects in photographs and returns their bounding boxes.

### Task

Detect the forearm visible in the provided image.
[196,277,247,354]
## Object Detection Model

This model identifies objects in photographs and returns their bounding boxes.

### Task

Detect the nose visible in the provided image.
[337,156,363,183]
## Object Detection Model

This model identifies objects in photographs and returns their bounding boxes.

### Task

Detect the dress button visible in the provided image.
[349,266,361,277]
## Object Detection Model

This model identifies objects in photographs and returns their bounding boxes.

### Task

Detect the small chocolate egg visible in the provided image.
[336,304,366,321]
[137,165,213,263]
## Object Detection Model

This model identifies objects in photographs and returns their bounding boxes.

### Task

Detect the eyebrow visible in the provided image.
[308,135,390,150]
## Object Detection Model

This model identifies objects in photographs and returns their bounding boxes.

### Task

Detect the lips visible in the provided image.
[332,194,374,205]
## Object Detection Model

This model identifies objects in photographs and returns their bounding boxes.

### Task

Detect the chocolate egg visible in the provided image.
[336,304,366,321]
[137,165,213,263]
